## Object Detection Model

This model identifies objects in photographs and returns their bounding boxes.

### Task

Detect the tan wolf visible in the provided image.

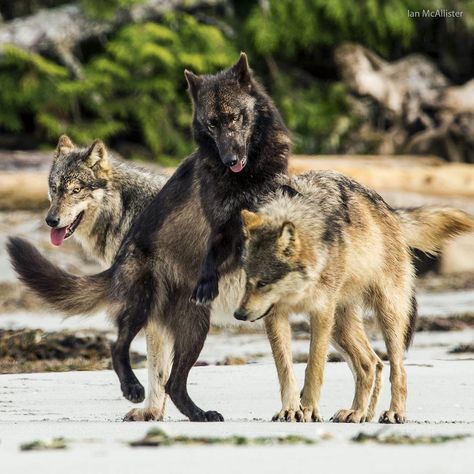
[235,170,474,424]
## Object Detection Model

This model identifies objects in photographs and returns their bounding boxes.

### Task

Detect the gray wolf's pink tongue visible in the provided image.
[50,227,67,246]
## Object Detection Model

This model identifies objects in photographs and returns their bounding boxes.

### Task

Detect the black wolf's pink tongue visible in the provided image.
[50,227,67,246]
[230,160,244,173]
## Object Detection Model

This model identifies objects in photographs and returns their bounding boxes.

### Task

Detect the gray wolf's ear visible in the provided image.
[85,139,109,170]
[184,69,202,101]
[278,221,299,258]
[55,134,74,158]
[231,52,251,86]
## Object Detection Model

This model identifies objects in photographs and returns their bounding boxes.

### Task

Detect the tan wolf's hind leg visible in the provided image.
[124,321,174,421]
[375,287,411,424]
[300,304,336,422]
[331,305,383,423]
[265,310,302,422]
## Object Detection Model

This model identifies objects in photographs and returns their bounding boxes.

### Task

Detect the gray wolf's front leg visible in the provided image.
[124,322,173,421]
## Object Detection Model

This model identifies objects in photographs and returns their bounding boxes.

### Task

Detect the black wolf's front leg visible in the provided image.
[191,215,242,305]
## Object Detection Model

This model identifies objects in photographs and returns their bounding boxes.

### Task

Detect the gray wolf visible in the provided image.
[234,170,474,424]
[45,134,167,265]
[7,53,291,422]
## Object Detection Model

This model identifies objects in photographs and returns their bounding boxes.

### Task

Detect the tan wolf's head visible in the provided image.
[46,135,111,246]
[234,209,311,322]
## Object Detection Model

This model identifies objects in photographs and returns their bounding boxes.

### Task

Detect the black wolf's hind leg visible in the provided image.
[112,308,147,403]
[111,272,155,404]
[165,302,223,421]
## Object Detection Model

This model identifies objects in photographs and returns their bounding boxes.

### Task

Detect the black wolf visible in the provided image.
[8,53,291,421]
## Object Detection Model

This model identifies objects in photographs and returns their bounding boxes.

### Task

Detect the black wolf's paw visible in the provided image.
[190,410,224,422]
[191,275,219,305]
[204,410,224,422]
[122,382,145,404]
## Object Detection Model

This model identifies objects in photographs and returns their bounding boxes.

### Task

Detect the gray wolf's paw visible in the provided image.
[272,408,305,422]
[331,409,367,423]
[190,410,224,422]
[123,408,163,422]
[379,410,406,424]
[191,274,219,305]
[121,382,145,403]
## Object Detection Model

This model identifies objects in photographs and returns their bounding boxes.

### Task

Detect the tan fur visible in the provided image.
[237,170,474,424]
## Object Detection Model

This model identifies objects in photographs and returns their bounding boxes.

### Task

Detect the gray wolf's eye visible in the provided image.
[256,280,268,289]
[72,187,82,194]
[50,185,57,193]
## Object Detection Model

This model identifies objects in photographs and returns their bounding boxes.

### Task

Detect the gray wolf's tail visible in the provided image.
[397,207,474,255]
[7,237,110,315]
[396,206,474,349]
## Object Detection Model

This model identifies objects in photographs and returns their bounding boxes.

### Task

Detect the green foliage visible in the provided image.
[0,13,237,161]
[245,0,421,56]
[271,75,355,154]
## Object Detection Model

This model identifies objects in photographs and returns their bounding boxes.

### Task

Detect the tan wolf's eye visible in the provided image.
[256,280,268,289]
[72,187,82,194]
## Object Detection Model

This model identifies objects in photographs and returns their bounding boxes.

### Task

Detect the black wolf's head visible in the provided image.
[46,135,111,246]
[185,53,289,174]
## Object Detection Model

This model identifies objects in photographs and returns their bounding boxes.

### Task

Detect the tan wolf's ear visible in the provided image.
[241,210,263,235]
[85,139,109,171]
[55,135,74,158]
[184,69,203,101]
[277,221,299,258]
[230,52,251,86]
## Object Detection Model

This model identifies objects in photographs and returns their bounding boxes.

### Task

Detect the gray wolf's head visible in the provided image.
[185,52,259,173]
[234,209,310,322]
[46,135,111,246]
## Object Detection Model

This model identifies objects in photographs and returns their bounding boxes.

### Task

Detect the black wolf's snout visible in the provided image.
[45,214,60,228]
[222,154,239,167]
[233,308,248,321]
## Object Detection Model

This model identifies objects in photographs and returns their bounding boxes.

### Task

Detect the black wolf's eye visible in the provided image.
[72,187,82,194]
[256,280,269,289]
[207,119,217,130]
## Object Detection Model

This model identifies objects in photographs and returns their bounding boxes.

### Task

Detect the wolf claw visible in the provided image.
[191,274,219,305]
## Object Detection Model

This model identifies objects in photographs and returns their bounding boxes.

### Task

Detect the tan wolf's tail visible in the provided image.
[7,237,110,315]
[397,207,474,255]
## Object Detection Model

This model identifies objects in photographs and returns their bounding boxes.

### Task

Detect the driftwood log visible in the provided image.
[3,154,474,210]
[0,0,223,76]
[335,43,474,162]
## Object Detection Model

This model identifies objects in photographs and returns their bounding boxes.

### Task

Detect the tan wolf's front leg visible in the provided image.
[124,322,173,421]
[300,306,335,422]
[265,311,302,422]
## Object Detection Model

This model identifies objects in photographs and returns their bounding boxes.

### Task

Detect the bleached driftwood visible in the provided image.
[334,43,474,162]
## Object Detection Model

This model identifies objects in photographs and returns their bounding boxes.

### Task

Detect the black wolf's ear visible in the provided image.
[85,139,109,171]
[230,52,251,87]
[55,135,74,158]
[278,221,299,258]
[184,69,202,101]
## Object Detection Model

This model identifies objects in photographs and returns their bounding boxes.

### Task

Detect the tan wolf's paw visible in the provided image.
[123,408,163,422]
[301,406,323,423]
[272,408,304,422]
[331,409,367,423]
[379,410,406,424]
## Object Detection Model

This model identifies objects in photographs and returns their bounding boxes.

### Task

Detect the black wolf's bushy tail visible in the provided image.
[7,237,110,315]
